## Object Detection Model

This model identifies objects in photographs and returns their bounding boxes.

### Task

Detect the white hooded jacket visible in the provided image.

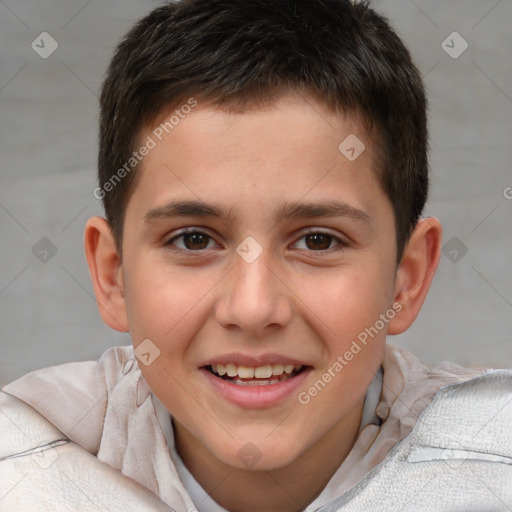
[1,344,511,511]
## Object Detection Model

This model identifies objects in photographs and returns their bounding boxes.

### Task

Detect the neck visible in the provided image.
[174,397,364,512]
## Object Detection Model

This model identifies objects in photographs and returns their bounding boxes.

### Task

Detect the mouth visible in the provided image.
[205,363,308,386]
[199,356,313,408]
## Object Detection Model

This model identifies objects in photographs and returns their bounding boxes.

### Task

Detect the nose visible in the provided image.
[214,252,293,335]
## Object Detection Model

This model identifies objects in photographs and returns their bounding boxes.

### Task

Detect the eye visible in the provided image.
[164,229,217,251]
[293,231,347,252]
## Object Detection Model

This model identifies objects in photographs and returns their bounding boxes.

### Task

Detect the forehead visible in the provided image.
[146,94,374,167]
[127,93,389,227]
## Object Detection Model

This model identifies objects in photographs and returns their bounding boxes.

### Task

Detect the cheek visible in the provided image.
[298,263,394,342]
[296,269,388,412]
[123,254,215,340]
[123,264,212,416]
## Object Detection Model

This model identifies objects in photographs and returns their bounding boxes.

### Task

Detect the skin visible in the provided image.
[85,93,442,512]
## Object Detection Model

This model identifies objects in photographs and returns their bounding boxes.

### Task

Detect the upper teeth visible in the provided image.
[211,363,301,379]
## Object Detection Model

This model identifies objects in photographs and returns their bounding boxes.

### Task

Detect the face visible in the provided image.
[120,94,399,471]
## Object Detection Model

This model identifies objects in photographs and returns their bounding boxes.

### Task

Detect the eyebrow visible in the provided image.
[144,201,236,224]
[274,201,371,225]
[143,200,371,225]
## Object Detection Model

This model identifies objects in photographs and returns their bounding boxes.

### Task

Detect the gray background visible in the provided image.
[1,0,511,386]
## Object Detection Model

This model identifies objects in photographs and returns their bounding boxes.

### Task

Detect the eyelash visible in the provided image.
[163,228,349,254]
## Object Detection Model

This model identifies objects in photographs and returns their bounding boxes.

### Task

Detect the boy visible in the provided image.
[1,0,511,510]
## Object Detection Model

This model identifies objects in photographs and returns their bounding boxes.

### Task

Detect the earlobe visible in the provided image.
[84,216,129,332]
[388,217,442,335]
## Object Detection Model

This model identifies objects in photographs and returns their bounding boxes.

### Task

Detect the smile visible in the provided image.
[207,363,307,386]
[200,355,313,408]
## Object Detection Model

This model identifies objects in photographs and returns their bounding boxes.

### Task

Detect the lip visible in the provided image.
[199,352,311,367]
[200,366,313,409]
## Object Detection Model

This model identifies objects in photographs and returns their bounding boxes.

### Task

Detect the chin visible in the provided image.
[211,435,306,472]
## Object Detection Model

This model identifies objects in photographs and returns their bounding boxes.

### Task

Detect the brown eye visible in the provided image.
[166,230,216,251]
[182,232,210,250]
[292,231,348,253]
[304,233,334,250]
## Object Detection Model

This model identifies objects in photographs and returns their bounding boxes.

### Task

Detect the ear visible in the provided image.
[387,217,442,335]
[84,216,129,332]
